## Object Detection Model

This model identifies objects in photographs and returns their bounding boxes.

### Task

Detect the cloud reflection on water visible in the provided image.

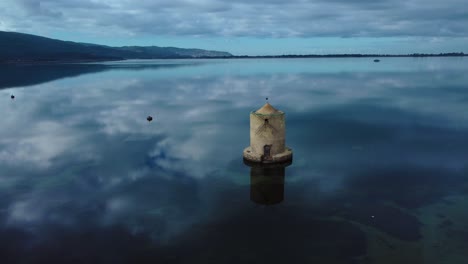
[0,58,468,262]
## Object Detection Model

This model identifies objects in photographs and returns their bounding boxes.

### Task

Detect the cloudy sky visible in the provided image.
[1,0,467,55]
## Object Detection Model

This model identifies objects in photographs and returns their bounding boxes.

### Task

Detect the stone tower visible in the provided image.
[243,102,293,163]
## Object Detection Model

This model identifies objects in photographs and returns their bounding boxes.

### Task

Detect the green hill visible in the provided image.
[0,31,232,63]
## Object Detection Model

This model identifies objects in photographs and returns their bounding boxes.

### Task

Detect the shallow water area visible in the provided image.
[1,57,468,263]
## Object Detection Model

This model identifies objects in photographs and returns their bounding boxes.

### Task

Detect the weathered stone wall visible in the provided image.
[249,111,286,158]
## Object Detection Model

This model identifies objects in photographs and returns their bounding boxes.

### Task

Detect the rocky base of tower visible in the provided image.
[243,146,293,164]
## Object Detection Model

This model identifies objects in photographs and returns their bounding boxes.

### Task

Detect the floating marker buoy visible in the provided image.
[374,59,380,62]
[147,116,153,122]
[10,95,15,99]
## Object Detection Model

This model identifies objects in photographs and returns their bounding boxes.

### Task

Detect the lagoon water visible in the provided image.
[1,58,468,263]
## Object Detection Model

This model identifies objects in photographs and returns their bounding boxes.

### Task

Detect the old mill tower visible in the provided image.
[243,101,293,163]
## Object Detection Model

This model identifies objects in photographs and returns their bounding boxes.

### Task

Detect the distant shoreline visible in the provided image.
[1,52,466,65]
[0,58,123,65]
[197,52,467,59]
[1,31,466,65]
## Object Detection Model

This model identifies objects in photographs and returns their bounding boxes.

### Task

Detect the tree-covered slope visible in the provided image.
[0,31,232,62]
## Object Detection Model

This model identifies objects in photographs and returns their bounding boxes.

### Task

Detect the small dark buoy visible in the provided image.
[374,59,380,62]
[266,97,268,101]
[10,95,15,99]
[147,116,153,122]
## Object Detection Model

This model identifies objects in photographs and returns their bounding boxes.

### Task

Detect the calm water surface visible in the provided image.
[1,58,468,263]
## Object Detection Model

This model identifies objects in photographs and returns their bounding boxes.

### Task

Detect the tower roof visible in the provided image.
[255,102,281,115]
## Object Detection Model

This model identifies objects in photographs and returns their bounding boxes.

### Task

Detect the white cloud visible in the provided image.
[8,200,43,223]
[0,121,80,168]
[0,0,467,38]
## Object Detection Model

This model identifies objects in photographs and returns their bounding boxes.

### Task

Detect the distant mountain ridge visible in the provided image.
[0,31,233,63]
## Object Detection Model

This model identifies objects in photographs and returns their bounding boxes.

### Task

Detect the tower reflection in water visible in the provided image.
[244,160,292,205]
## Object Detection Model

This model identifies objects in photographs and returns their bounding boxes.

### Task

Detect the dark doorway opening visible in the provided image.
[263,144,272,161]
